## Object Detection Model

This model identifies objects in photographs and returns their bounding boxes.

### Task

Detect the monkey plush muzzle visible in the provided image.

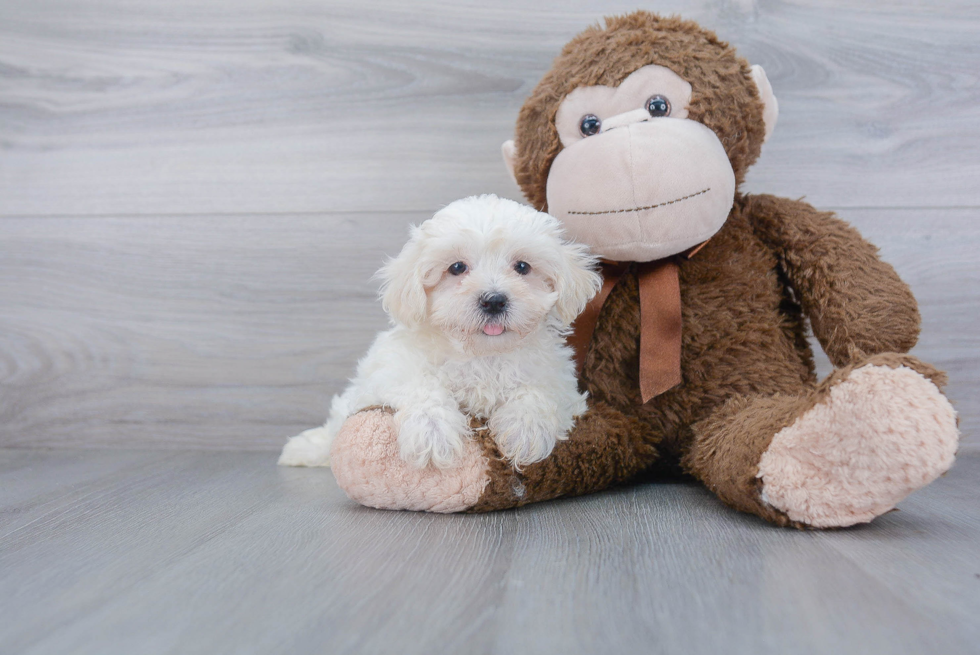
[546,112,736,263]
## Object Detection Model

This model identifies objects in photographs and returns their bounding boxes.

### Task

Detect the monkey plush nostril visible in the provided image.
[479,292,508,316]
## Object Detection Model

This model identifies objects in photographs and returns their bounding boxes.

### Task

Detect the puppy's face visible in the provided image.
[425,239,555,353]
[380,195,601,355]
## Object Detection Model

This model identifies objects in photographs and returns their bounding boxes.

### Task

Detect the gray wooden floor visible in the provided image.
[1,448,978,655]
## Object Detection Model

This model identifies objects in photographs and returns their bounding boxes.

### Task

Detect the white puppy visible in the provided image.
[278,194,601,470]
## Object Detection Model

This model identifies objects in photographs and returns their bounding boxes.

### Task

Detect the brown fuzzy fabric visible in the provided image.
[512,12,767,212]
[684,393,811,528]
[747,194,921,366]
[464,11,943,526]
[470,403,657,511]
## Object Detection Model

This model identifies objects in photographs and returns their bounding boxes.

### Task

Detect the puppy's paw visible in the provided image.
[396,407,471,469]
[278,426,334,467]
[489,409,565,468]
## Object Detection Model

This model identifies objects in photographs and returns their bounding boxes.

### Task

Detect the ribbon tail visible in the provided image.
[637,260,683,403]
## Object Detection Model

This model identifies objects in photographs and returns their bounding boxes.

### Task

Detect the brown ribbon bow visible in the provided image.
[567,243,706,403]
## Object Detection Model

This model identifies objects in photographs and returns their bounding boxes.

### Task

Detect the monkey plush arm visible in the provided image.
[746,194,920,367]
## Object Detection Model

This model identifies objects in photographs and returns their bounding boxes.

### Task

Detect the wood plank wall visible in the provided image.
[1,0,978,450]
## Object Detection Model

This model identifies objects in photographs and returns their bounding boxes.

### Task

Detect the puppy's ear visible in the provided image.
[378,227,429,327]
[551,241,602,327]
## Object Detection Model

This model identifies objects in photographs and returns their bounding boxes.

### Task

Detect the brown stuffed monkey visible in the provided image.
[324,11,959,528]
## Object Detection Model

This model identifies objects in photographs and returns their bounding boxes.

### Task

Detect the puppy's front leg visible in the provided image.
[488,387,582,468]
[393,382,472,470]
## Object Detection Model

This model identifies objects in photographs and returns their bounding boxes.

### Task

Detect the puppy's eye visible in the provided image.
[514,261,531,275]
[646,95,670,117]
[448,261,468,276]
[579,114,601,137]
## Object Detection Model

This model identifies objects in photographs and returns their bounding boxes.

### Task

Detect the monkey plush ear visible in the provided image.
[501,140,518,185]
[750,65,779,142]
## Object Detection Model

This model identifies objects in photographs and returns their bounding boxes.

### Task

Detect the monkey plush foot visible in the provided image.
[757,360,959,528]
[330,409,490,513]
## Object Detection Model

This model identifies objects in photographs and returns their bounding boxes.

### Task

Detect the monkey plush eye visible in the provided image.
[514,261,531,275]
[646,95,671,117]
[448,261,468,275]
[579,114,601,137]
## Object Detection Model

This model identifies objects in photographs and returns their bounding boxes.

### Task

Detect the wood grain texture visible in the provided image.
[1,0,979,215]
[1,208,976,451]
[0,212,419,449]
[1,449,978,654]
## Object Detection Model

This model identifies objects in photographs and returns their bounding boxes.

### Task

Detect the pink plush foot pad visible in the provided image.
[758,364,959,528]
[330,410,490,513]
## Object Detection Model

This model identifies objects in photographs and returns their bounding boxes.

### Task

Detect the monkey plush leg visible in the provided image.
[685,353,959,528]
[471,402,659,511]
[329,403,660,512]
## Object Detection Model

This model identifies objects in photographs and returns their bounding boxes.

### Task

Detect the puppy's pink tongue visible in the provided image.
[483,324,504,336]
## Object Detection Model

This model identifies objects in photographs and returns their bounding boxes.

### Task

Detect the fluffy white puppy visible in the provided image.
[278,194,601,470]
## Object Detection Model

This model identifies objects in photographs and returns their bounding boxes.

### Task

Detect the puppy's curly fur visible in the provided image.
[279,195,601,470]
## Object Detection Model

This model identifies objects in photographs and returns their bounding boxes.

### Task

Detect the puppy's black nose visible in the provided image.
[479,292,508,315]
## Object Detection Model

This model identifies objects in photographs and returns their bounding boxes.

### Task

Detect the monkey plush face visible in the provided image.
[547,64,738,261]
[503,13,779,262]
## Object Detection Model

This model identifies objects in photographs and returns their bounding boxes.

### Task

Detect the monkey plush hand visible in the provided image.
[328,11,959,527]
